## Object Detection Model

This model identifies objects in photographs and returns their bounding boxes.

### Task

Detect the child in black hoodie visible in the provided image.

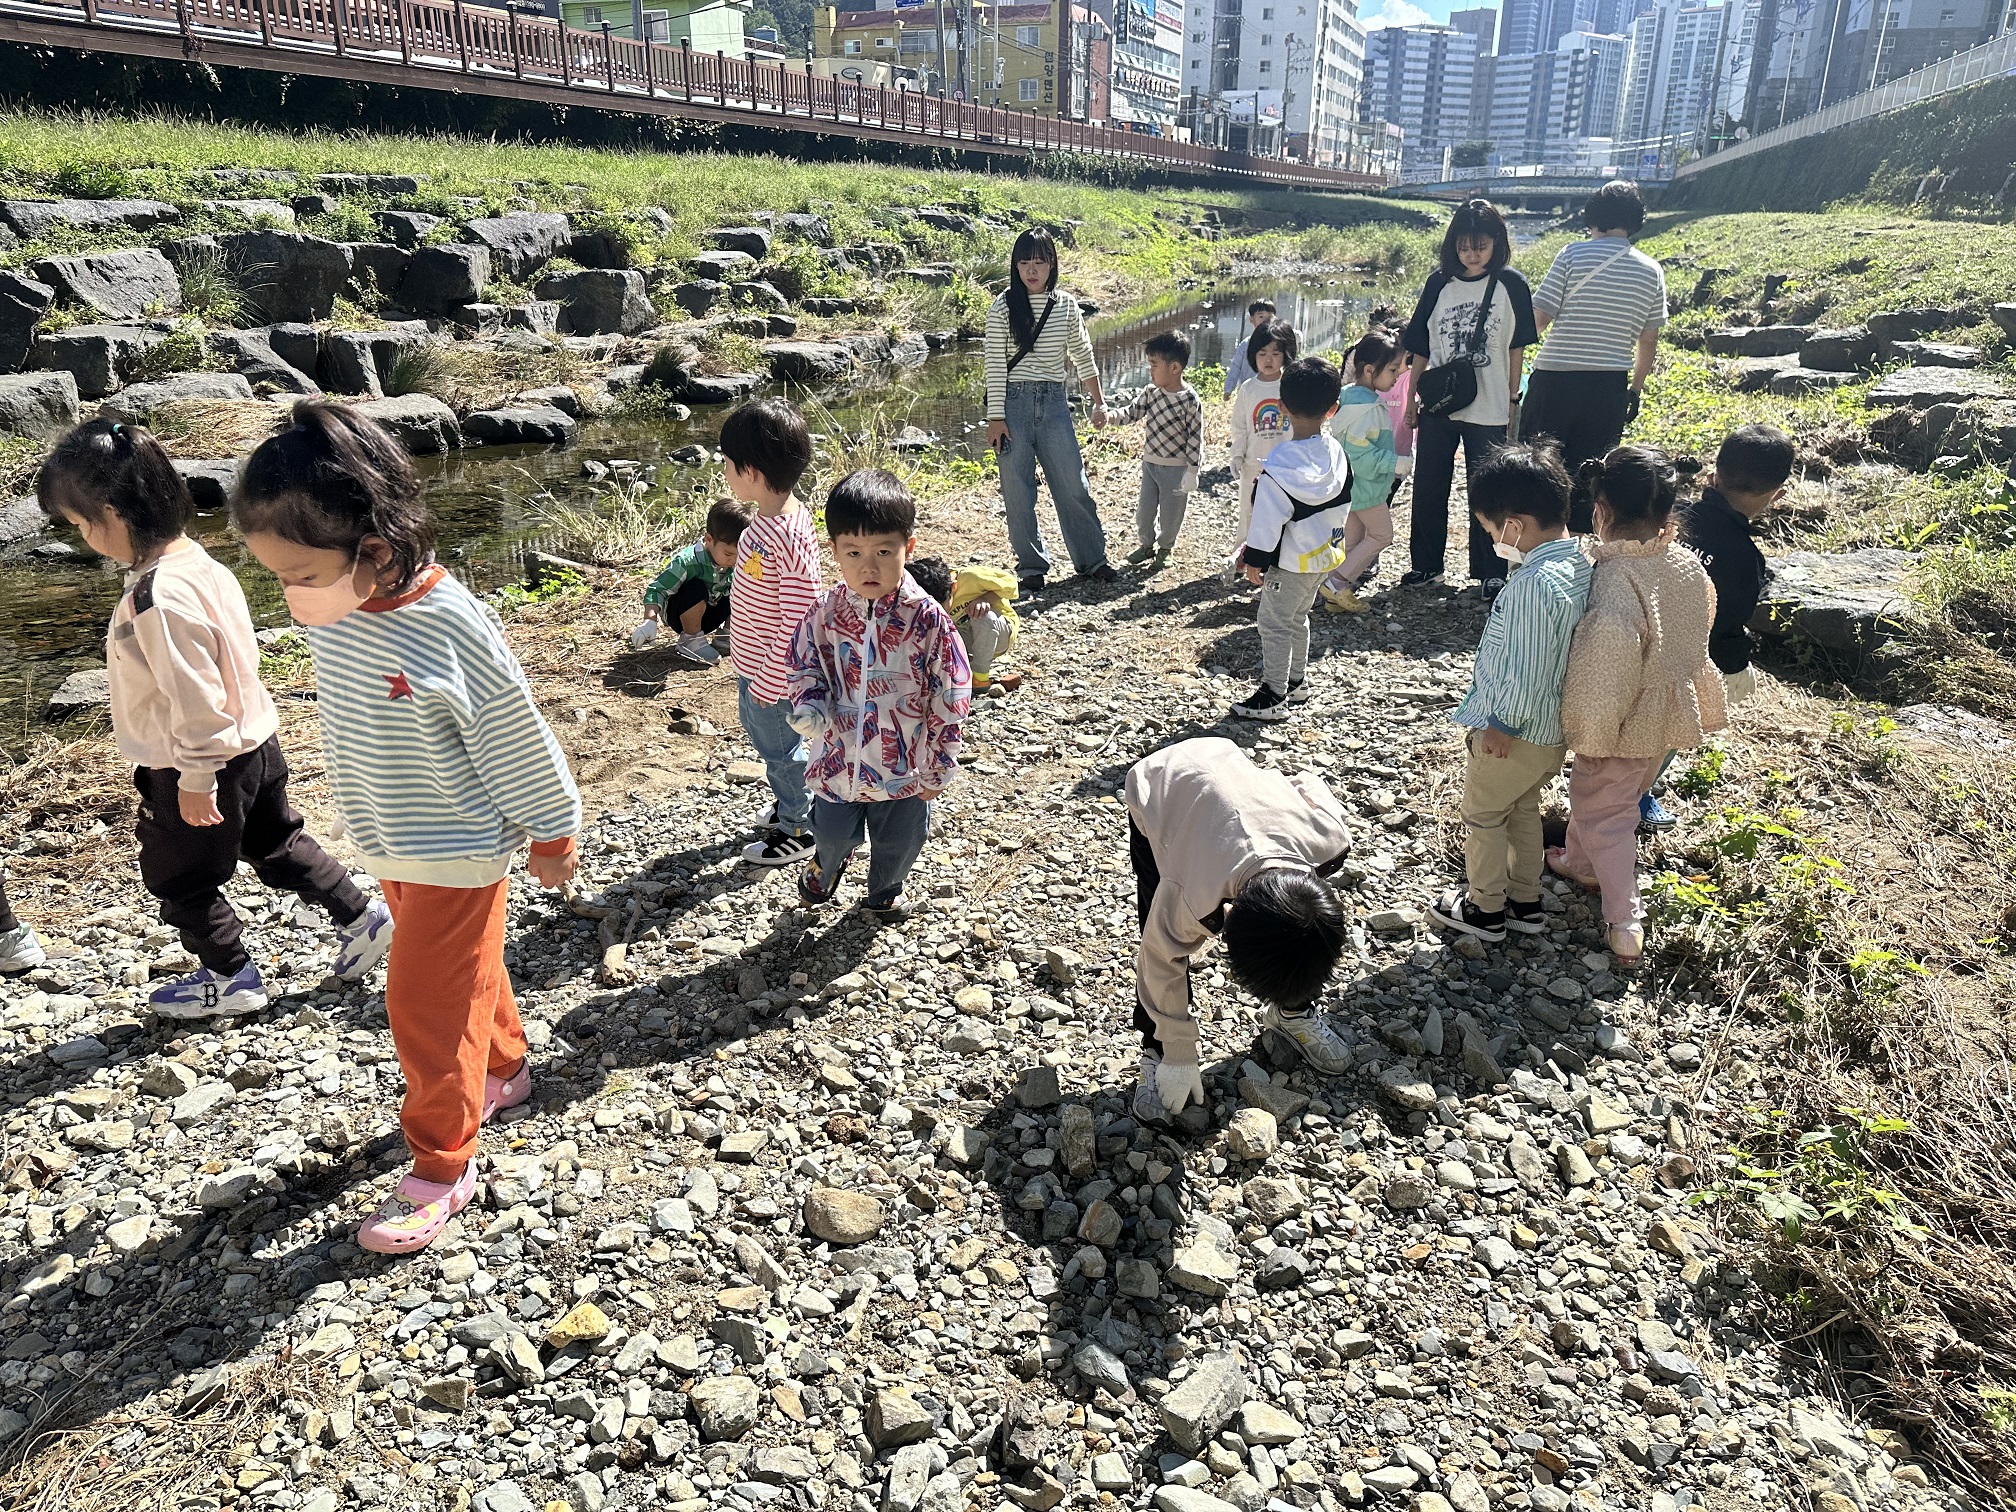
[1682,424,1794,708]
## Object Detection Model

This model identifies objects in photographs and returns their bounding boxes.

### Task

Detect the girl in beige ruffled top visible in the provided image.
[1549,447,1727,964]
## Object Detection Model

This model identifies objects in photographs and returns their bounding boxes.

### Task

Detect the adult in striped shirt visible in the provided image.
[236,402,581,1257]
[983,227,1118,590]
[1428,442,1590,946]
[1520,181,1669,529]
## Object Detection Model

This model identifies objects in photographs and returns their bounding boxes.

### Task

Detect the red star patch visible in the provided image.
[383,672,415,700]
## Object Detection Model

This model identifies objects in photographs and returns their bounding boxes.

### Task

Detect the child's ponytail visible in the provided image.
[1574,445,1684,532]
[37,419,193,554]
[231,401,435,591]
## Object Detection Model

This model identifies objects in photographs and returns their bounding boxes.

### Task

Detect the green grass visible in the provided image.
[1625,348,1876,462]
[0,437,41,496]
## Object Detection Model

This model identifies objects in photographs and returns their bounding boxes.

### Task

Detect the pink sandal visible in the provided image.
[1545,846,1599,890]
[357,1163,477,1255]
[483,1061,533,1122]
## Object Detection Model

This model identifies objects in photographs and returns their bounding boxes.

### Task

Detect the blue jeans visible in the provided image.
[1001,380,1108,580]
[812,795,930,907]
[737,678,810,835]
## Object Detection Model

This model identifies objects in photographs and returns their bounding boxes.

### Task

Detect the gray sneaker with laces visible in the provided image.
[1261,1004,1353,1075]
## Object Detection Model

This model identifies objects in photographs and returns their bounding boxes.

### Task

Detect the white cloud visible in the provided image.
[1360,0,1435,28]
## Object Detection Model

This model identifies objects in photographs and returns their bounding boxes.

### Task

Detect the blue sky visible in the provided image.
[1360,0,1466,28]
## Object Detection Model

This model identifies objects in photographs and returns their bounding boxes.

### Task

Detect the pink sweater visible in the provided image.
[107,540,278,792]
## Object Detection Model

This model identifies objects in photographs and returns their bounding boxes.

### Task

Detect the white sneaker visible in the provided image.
[673,634,720,666]
[1261,1004,1353,1075]
[330,899,394,982]
[0,923,45,974]
[149,963,269,1021]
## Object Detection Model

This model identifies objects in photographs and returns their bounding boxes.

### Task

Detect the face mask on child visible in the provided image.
[1492,522,1525,568]
[284,562,374,627]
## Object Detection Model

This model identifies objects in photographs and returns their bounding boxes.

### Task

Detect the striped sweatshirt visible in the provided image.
[303,565,581,887]
[728,505,821,705]
[1531,236,1668,372]
[1450,536,1591,747]
[984,290,1097,420]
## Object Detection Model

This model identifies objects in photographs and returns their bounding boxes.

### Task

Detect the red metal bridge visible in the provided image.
[0,0,1386,192]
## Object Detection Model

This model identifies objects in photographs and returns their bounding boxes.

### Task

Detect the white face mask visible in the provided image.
[1492,522,1525,568]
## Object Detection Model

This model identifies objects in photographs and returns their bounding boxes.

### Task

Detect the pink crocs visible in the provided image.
[356,1163,477,1255]
[483,1061,533,1122]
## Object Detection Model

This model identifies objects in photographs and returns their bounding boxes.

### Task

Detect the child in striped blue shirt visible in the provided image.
[235,402,581,1256]
[1428,441,1590,945]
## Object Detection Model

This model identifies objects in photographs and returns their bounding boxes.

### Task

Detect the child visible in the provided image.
[1425,442,1590,944]
[38,420,391,1021]
[787,470,971,924]
[1231,357,1352,723]
[907,555,954,608]
[233,402,581,1254]
[634,497,753,665]
[1552,447,1726,967]
[1224,319,1298,587]
[947,566,1022,696]
[1319,328,1408,614]
[1124,735,1352,1122]
[0,876,46,974]
[1113,330,1203,569]
[720,399,820,867]
[1222,298,1277,398]
[1684,423,1790,709]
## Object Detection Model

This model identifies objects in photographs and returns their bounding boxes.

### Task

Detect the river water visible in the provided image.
[0,277,1382,746]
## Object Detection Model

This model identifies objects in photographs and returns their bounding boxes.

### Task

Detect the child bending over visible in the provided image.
[635,497,753,665]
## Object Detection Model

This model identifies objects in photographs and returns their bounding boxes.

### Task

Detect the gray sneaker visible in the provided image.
[1262,1004,1353,1075]
[1131,1053,1169,1125]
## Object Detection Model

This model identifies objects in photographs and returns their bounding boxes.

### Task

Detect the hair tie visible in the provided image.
[108,422,123,435]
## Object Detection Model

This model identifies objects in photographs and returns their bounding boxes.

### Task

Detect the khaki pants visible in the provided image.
[1461,730,1566,911]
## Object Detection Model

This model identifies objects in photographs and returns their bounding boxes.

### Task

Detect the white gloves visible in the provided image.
[1722,666,1757,706]
[631,618,659,650]
[1180,469,1199,495]
[1156,1058,1205,1115]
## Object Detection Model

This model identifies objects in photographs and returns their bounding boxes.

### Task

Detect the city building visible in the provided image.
[552,0,748,50]
[1617,0,1727,167]
[813,2,1105,113]
[1176,0,1364,161]
[1102,0,1184,132]
[1449,5,1498,49]
[1359,23,1478,173]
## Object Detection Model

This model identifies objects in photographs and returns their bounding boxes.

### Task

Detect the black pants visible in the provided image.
[1520,369,1630,532]
[1410,413,1506,582]
[1129,816,1165,1054]
[135,736,366,976]
[0,874,17,934]
[660,578,730,635]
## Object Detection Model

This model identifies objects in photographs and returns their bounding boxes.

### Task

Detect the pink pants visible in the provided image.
[1561,754,1667,925]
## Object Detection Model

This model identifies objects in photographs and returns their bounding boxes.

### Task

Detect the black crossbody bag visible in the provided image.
[1004,294,1057,375]
[1415,269,1501,419]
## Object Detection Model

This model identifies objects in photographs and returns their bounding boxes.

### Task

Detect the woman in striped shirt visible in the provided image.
[983,228,1118,590]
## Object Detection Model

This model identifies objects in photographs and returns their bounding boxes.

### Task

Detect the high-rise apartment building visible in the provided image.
[1178,0,1366,163]
[1449,6,1499,49]
[1360,24,1479,171]
[1617,0,1728,164]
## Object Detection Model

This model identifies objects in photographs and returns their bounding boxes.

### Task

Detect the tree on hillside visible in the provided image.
[748,0,813,55]
[1450,141,1493,168]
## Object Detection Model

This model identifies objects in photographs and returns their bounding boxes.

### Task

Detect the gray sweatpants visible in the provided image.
[1257,566,1323,692]
[1136,463,1192,554]
[959,611,1014,683]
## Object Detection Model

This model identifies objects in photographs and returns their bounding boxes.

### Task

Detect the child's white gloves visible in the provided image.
[1156,1058,1204,1114]
[1180,469,1199,495]
[1723,666,1756,705]
[631,618,659,650]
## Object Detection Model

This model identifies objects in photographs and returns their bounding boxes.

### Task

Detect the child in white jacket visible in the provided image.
[1224,318,1297,586]
[1232,358,1352,723]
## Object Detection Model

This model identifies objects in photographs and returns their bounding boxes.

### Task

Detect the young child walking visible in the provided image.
[720,399,821,866]
[1125,735,1352,1122]
[1221,298,1277,398]
[1426,442,1590,943]
[634,497,753,665]
[38,420,391,1020]
[1231,357,1352,723]
[1319,328,1408,614]
[232,402,581,1254]
[1114,330,1204,569]
[1552,446,1726,966]
[787,470,971,923]
[1224,319,1297,587]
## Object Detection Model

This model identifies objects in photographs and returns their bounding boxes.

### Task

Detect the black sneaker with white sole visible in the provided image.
[1399,569,1442,588]
[743,830,815,867]
[1426,888,1506,942]
[1285,677,1312,705]
[1504,897,1549,934]
[1230,683,1290,722]
[1479,576,1507,602]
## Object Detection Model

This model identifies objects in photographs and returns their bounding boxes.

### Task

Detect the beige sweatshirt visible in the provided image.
[107,539,279,792]
[1124,736,1351,1067]
[1560,533,1728,758]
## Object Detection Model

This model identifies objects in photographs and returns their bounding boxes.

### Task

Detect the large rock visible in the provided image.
[344,242,412,304]
[1169,1216,1240,1297]
[45,666,110,721]
[1158,1351,1248,1453]
[689,249,757,283]
[31,248,180,322]
[1705,325,1814,358]
[1797,327,1874,372]
[780,211,833,245]
[710,225,773,258]
[1730,355,1796,393]
[203,198,297,226]
[533,269,653,335]
[464,211,572,279]
[464,404,578,447]
[0,370,79,440]
[666,280,725,317]
[98,371,255,423]
[265,322,321,376]
[1892,340,1983,369]
[374,209,443,249]
[398,244,491,315]
[206,327,317,395]
[1752,549,1916,655]
[689,1376,760,1440]
[1867,306,1962,343]
[1769,368,1858,397]
[354,393,463,454]
[320,326,433,397]
[0,496,47,545]
[680,372,762,406]
[173,458,242,511]
[31,325,170,398]
[316,172,421,196]
[0,198,180,238]
[1992,303,2016,343]
[1868,366,2008,410]
[0,272,54,374]
[867,1386,933,1447]
[764,340,856,383]
[221,231,353,323]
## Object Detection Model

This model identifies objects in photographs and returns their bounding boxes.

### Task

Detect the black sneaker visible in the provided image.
[1230,683,1290,722]
[1083,563,1119,585]
[744,830,815,867]
[1018,574,1046,594]
[1480,576,1507,602]
[798,849,851,906]
[1285,677,1313,705]
[1399,569,1442,588]
[1504,897,1548,934]
[1427,888,1506,942]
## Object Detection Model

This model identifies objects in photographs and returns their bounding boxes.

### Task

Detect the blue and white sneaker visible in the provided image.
[1639,792,1678,833]
[149,963,269,1021]
[0,923,46,975]
[331,899,394,982]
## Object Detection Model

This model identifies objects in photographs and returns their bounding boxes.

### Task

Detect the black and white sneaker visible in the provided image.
[743,830,815,867]
[1082,563,1119,585]
[1399,569,1442,588]
[858,893,915,925]
[1230,683,1290,722]
[1504,897,1549,934]
[1285,677,1313,705]
[1427,888,1507,942]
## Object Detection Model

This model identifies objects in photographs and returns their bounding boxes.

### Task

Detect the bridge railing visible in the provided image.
[13,0,1386,190]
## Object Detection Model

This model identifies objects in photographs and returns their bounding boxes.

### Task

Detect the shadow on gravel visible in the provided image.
[600,644,720,699]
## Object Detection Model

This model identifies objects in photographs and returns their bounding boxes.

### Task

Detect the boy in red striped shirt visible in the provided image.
[722,399,822,866]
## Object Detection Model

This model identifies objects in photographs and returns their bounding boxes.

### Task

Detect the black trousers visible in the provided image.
[1129,816,1165,1054]
[135,735,366,976]
[660,577,730,635]
[1410,413,1506,582]
[1520,369,1630,532]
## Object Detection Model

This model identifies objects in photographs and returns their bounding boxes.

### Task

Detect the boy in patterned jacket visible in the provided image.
[1112,330,1204,570]
[786,470,972,924]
